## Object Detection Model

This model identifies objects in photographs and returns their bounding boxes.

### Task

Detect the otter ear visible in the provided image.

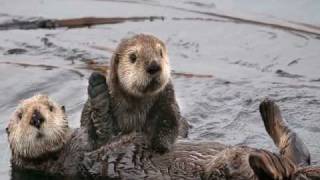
[61,105,66,113]
[249,151,296,180]
[114,53,120,64]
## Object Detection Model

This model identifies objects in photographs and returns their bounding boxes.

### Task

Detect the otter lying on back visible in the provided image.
[6,74,119,175]
[80,98,318,180]
[81,34,189,152]
[7,95,69,160]
[6,94,92,175]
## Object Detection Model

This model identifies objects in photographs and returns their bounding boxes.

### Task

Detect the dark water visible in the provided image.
[0,0,320,179]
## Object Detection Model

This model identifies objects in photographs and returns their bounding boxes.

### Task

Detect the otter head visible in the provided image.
[109,34,171,97]
[6,94,69,159]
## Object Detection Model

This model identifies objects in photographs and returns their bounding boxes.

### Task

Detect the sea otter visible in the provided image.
[6,94,93,176]
[7,75,117,176]
[81,34,189,153]
[80,98,317,180]
[7,74,319,179]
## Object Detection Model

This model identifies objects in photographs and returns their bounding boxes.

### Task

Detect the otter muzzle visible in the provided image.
[30,110,44,129]
[146,61,161,75]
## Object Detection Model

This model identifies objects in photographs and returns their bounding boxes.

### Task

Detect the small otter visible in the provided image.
[7,95,69,160]
[6,94,93,176]
[81,34,189,152]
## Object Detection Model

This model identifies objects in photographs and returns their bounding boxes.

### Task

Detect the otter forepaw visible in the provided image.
[151,139,171,154]
[88,72,108,99]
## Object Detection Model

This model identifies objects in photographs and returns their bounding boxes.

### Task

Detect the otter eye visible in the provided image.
[129,53,137,63]
[159,49,163,58]
[49,105,54,112]
[17,112,22,119]
[61,106,66,113]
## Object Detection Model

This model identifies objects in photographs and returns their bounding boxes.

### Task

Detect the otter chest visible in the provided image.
[112,98,155,133]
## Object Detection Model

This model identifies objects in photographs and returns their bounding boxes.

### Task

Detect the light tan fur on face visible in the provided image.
[112,34,171,97]
[7,94,69,159]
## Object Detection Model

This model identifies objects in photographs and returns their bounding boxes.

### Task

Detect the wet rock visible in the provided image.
[5,48,27,55]
[310,78,320,82]
[275,69,304,78]
[0,17,164,30]
[288,58,301,66]
[185,1,216,8]
[41,37,55,47]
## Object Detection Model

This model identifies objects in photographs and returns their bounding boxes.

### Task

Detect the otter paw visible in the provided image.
[151,140,171,154]
[88,72,108,99]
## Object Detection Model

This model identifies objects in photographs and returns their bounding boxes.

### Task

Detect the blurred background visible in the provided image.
[0,0,320,179]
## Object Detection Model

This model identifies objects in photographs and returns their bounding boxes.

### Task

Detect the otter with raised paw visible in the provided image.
[81,34,189,153]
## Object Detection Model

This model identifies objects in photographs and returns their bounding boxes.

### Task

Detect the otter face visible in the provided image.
[112,34,171,97]
[6,94,68,159]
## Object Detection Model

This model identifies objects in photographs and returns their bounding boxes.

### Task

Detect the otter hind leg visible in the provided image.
[249,150,296,180]
[259,98,310,166]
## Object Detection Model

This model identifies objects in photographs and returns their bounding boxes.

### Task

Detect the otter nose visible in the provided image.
[146,61,161,75]
[30,110,44,129]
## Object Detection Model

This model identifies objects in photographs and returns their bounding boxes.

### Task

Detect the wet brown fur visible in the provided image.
[7,95,93,176]
[7,95,320,179]
[81,99,319,180]
[7,95,69,160]
[106,34,186,152]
